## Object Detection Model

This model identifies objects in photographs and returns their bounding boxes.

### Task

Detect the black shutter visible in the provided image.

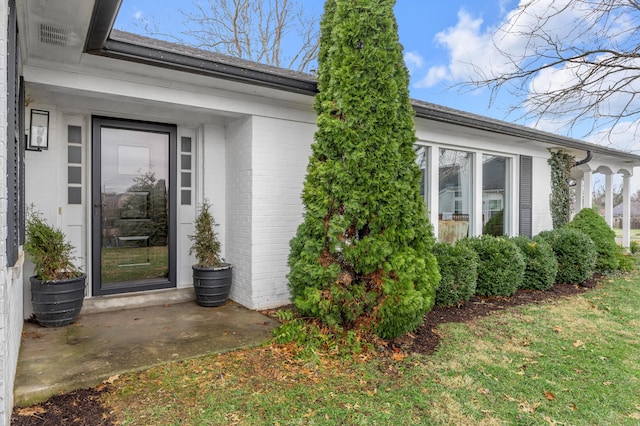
[519,155,533,238]
[7,0,22,266]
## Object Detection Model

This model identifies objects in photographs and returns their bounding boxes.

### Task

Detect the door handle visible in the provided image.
[93,201,103,217]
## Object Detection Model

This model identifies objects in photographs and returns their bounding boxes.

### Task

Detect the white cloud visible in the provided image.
[415,66,448,89]
[404,51,424,70]
[416,0,640,154]
[586,120,640,155]
[414,9,511,88]
[134,10,144,20]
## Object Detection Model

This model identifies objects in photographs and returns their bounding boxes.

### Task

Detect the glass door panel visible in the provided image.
[92,118,176,295]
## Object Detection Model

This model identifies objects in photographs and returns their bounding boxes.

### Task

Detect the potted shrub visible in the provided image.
[24,208,86,327]
[189,200,232,307]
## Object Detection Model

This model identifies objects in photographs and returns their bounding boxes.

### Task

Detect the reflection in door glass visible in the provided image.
[100,128,169,286]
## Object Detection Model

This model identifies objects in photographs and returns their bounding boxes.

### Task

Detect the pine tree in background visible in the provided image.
[288,0,440,339]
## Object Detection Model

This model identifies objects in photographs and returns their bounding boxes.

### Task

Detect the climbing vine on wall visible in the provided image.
[548,150,575,229]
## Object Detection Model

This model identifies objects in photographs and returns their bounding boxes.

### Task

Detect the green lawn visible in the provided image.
[614,228,640,241]
[104,271,640,425]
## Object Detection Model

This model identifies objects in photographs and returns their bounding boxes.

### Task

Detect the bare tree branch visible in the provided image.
[140,0,319,73]
[464,0,640,144]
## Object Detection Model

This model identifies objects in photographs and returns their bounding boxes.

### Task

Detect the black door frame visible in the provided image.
[91,116,177,296]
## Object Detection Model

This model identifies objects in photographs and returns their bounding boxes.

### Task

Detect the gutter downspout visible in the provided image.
[575,150,592,166]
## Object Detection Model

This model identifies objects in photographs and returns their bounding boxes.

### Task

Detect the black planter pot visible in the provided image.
[192,264,233,307]
[30,274,86,327]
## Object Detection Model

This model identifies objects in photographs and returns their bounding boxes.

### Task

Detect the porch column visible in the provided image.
[604,173,614,227]
[428,147,439,239]
[574,173,584,214]
[582,169,592,209]
[623,174,631,248]
[472,152,483,236]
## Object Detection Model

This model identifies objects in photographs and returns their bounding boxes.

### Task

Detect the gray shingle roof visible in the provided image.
[91,29,640,164]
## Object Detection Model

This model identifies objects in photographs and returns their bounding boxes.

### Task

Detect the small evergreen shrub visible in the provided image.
[567,208,618,272]
[188,200,223,267]
[616,246,636,272]
[433,242,479,306]
[25,208,82,281]
[629,240,639,254]
[460,235,525,297]
[512,235,558,290]
[537,228,596,284]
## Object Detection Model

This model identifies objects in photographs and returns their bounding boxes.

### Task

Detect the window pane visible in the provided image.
[181,172,191,187]
[68,146,81,164]
[482,154,508,236]
[181,154,191,170]
[181,136,192,153]
[68,166,81,184]
[68,125,81,143]
[439,149,472,243]
[68,187,81,205]
[415,146,428,203]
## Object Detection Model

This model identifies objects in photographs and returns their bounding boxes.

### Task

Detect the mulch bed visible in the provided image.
[10,279,596,425]
[398,281,592,355]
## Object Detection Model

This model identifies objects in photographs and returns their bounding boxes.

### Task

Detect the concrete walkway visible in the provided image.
[14,301,279,406]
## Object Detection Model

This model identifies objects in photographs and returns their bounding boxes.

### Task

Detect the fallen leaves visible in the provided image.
[572,340,586,348]
[544,391,555,401]
[16,406,46,417]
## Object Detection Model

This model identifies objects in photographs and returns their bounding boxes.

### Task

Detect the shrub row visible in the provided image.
[434,209,627,306]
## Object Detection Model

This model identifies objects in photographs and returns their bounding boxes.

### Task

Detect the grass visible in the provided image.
[103,272,640,425]
[613,227,640,241]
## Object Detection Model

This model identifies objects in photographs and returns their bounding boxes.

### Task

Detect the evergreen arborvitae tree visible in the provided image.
[288,0,440,339]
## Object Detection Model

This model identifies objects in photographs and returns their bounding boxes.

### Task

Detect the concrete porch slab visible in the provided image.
[14,301,278,406]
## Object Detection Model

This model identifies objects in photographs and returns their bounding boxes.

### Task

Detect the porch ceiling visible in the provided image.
[17,0,96,64]
[26,81,241,127]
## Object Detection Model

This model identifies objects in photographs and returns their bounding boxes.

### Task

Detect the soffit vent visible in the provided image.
[40,23,71,47]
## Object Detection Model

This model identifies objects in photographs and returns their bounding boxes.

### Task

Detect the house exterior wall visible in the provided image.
[19,71,565,318]
[20,44,631,316]
[226,117,254,307]
[249,116,314,309]
[1,0,24,423]
[531,155,554,235]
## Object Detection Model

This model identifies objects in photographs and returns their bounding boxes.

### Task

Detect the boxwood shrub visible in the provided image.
[512,235,558,290]
[433,242,479,306]
[567,208,619,272]
[537,228,596,284]
[460,235,525,297]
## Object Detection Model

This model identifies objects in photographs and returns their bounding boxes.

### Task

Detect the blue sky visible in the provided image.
[114,0,518,123]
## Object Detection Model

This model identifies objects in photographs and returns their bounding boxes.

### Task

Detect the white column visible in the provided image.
[582,169,592,209]
[604,173,613,227]
[472,153,483,236]
[428,147,439,239]
[623,174,631,248]
[574,174,583,214]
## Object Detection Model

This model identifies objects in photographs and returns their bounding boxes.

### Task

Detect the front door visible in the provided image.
[92,117,177,295]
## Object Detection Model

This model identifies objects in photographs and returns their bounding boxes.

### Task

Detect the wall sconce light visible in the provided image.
[28,109,49,151]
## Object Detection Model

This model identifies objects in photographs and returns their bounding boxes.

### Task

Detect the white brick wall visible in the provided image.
[249,116,314,309]
[532,154,554,235]
[226,117,254,307]
[0,0,24,424]
[224,114,315,310]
